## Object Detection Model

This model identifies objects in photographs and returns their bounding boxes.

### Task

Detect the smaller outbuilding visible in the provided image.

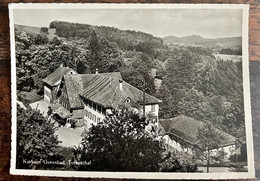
[42,66,77,105]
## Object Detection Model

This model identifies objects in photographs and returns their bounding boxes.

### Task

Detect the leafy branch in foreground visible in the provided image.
[16,105,63,169]
[73,109,162,171]
[72,109,199,172]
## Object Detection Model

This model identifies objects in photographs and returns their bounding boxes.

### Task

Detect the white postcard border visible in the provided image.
[9,3,255,179]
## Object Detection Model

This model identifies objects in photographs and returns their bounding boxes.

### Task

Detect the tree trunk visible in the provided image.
[207,148,210,173]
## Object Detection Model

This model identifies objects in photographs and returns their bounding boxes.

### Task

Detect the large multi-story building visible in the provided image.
[43,67,162,129]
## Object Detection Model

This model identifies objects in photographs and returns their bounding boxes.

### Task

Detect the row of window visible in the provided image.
[85,99,106,115]
[61,100,69,110]
[84,109,101,123]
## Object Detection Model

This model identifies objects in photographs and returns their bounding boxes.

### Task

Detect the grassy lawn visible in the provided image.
[55,127,84,148]
[18,90,43,104]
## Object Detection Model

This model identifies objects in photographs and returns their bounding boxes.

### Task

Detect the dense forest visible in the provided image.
[15,21,245,143]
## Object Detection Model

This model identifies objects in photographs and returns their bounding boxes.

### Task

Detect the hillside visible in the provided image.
[49,21,164,51]
[14,24,57,39]
[163,35,242,50]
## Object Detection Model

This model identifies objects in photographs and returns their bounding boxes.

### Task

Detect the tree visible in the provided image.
[160,151,198,172]
[121,70,156,95]
[40,27,49,34]
[16,105,62,169]
[34,33,49,45]
[73,109,163,171]
[196,123,220,173]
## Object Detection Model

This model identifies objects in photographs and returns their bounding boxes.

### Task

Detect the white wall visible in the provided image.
[211,144,237,159]
[44,85,52,105]
[145,104,159,117]
[83,104,106,130]
[162,135,193,154]
[163,134,237,159]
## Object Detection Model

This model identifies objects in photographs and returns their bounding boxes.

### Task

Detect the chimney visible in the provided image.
[119,79,123,91]
[95,68,98,74]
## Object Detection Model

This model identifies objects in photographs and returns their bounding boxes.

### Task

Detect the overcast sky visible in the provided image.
[13,8,242,38]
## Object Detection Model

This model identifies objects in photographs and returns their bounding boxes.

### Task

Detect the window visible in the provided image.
[151,105,155,112]
[97,105,101,113]
[93,115,96,122]
[93,103,96,110]
[89,112,92,120]
[102,108,106,115]
[85,109,88,116]
[97,117,100,123]
[126,98,131,103]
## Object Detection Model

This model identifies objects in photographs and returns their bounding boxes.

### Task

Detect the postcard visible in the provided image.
[9,3,255,179]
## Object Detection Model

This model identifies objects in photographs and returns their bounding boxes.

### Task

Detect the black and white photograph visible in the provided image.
[9,4,254,179]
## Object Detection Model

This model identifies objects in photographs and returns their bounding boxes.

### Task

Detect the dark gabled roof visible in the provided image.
[159,115,237,148]
[97,72,122,79]
[51,102,72,119]
[81,73,162,108]
[63,72,162,109]
[63,72,122,109]
[63,74,84,108]
[43,67,74,86]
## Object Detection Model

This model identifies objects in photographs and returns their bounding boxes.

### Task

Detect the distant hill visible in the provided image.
[15,22,241,52]
[49,21,164,50]
[14,24,57,39]
[163,35,242,49]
